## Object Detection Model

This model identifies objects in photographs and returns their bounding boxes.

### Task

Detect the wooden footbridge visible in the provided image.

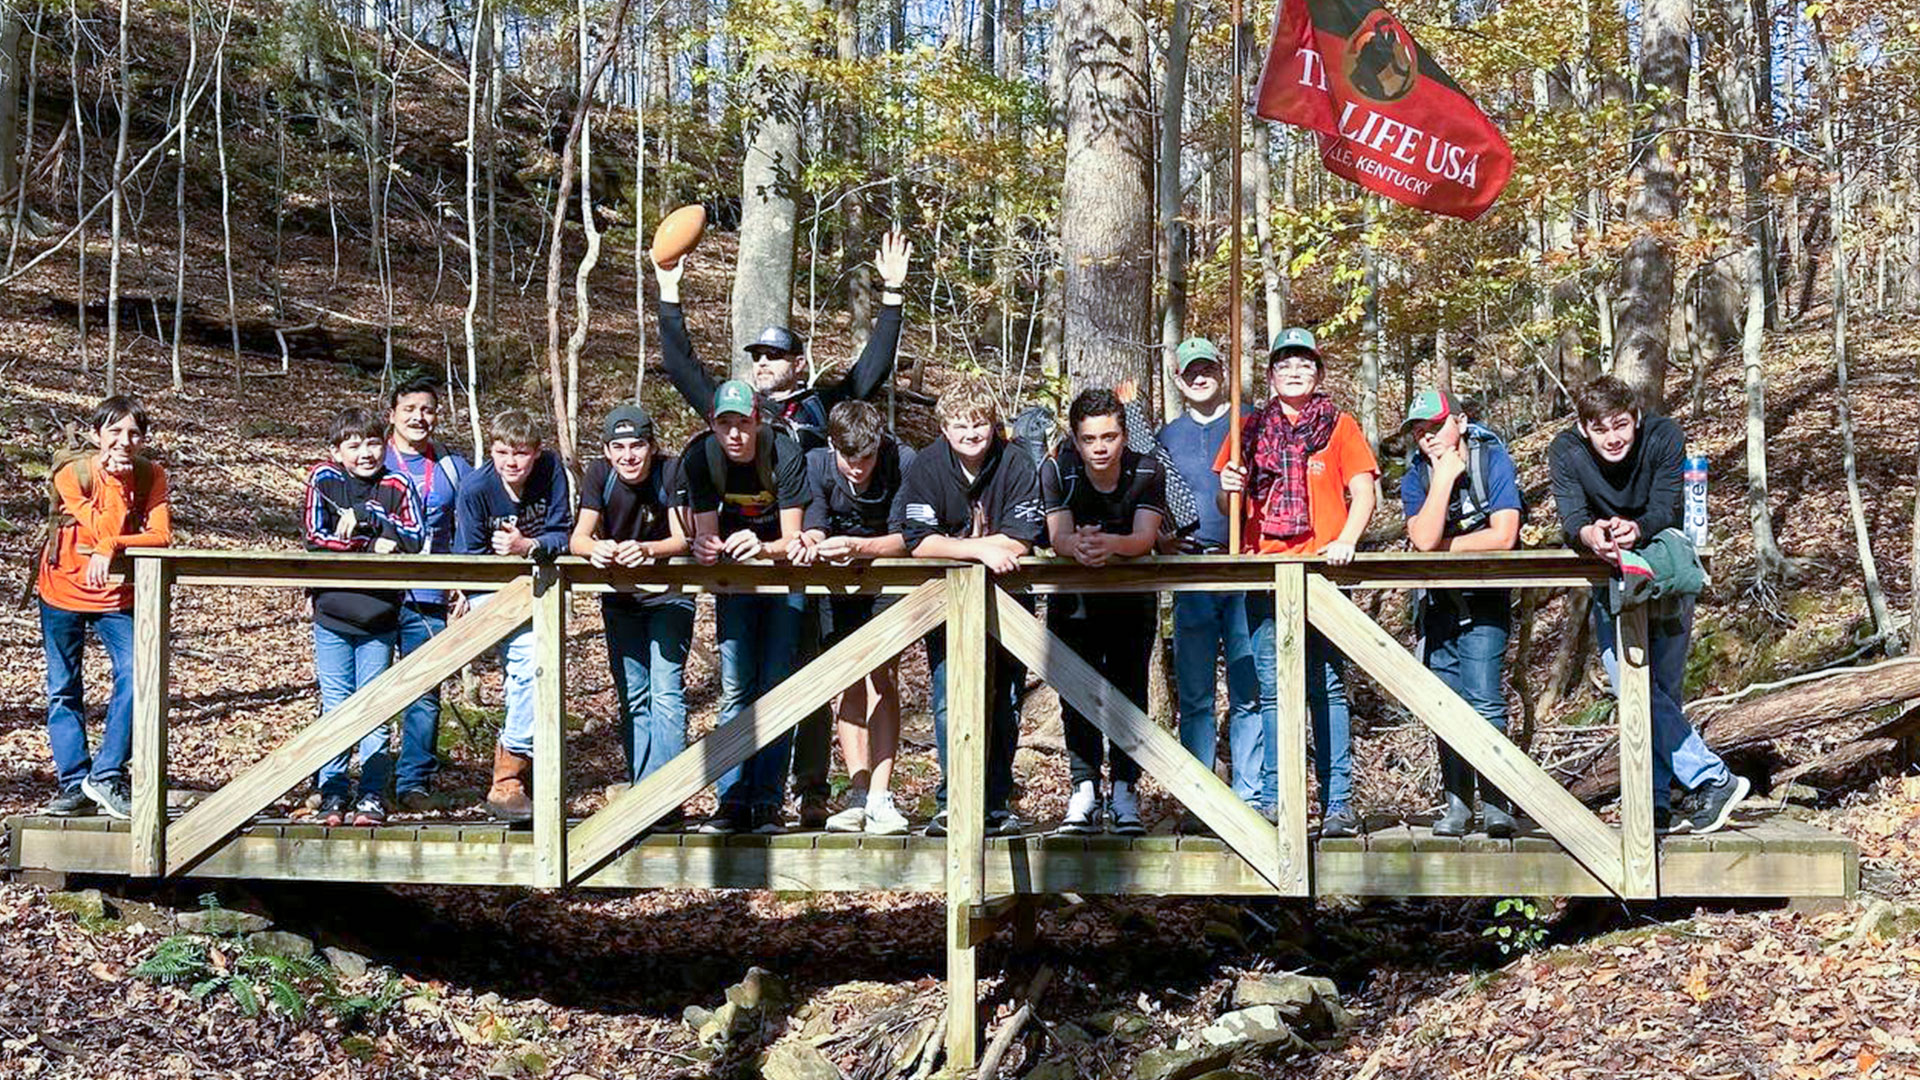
[5,549,1857,1068]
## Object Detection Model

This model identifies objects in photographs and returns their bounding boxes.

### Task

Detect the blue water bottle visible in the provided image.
[1682,456,1708,548]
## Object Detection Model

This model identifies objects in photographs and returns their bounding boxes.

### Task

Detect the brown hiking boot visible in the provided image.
[486,745,534,823]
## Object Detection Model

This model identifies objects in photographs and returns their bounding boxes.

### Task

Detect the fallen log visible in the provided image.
[1567,658,1920,801]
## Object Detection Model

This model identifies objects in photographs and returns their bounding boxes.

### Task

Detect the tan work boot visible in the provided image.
[486,745,534,822]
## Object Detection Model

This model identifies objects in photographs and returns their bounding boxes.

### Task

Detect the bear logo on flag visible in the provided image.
[1344,14,1416,103]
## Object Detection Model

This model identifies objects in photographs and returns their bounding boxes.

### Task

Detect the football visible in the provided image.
[649,204,707,270]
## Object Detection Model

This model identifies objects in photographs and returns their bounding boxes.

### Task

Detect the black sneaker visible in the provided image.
[797,792,829,830]
[395,788,435,814]
[698,807,743,835]
[317,793,351,827]
[45,786,95,817]
[1653,807,1688,835]
[986,809,1026,837]
[81,776,131,821]
[1685,774,1751,835]
[749,805,786,835]
[924,810,949,837]
[350,794,387,826]
[1319,803,1361,840]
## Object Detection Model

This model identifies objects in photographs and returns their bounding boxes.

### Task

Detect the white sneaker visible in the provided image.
[824,804,866,833]
[1108,781,1144,835]
[863,793,909,836]
[1059,780,1102,835]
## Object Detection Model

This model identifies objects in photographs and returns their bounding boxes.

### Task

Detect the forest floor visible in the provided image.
[1,2,1919,1074]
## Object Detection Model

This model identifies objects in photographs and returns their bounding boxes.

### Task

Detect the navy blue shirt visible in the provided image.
[1158,409,1243,549]
[453,450,573,558]
[804,439,916,538]
[1399,424,1524,537]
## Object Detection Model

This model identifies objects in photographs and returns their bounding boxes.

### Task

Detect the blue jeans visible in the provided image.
[40,601,136,790]
[468,592,539,757]
[715,593,804,810]
[393,603,447,793]
[1172,591,1262,805]
[313,622,397,801]
[927,626,1022,813]
[1420,590,1510,788]
[1592,591,1728,811]
[1248,595,1351,811]
[604,599,695,784]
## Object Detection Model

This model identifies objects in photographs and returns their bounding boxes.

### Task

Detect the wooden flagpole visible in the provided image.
[1227,0,1246,554]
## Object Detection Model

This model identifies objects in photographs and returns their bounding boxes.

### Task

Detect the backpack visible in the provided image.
[19,426,156,604]
[1406,427,1519,537]
[698,431,779,505]
[1009,405,1057,472]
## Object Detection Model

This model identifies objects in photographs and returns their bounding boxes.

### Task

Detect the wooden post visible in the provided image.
[130,556,171,877]
[1273,564,1310,894]
[944,565,987,1071]
[532,566,568,889]
[1616,605,1657,898]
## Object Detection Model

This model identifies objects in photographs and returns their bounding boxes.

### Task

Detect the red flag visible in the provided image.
[1256,0,1513,220]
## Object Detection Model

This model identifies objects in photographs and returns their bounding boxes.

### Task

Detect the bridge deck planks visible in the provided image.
[7,813,1856,899]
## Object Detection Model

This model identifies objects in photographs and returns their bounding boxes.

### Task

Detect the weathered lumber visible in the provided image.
[1305,576,1633,896]
[1273,563,1311,892]
[565,579,950,880]
[989,587,1285,891]
[1616,606,1657,897]
[9,816,1855,898]
[1569,658,1920,801]
[165,577,536,875]
[130,558,171,876]
[945,566,988,1072]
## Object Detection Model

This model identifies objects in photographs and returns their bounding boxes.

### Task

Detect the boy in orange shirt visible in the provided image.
[35,396,173,820]
[1217,329,1377,837]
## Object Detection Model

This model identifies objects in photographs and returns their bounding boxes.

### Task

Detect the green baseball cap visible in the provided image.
[1401,389,1457,433]
[711,379,758,419]
[1269,327,1320,361]
[1175,337,1221,374]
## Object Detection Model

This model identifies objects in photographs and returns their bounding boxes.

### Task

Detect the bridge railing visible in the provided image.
[124,546,1638,1070]
[122,547,1640,888]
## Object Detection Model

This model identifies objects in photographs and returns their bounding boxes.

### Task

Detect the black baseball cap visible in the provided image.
[602,403,655,442]
[744,326,804,356]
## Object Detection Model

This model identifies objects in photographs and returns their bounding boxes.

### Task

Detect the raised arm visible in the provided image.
[826,232,911,404]
[654,260,719,416]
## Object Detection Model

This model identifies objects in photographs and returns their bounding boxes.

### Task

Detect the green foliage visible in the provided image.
[133,898,399,1026]
[1482,897,1551,956]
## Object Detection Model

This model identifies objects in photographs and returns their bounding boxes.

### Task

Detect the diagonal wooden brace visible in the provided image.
[165,576,537,876]
[987,587,1287,892]
[565,579,951,883]
[1304,575,1632,895]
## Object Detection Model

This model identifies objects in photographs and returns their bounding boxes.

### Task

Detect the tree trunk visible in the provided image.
[0,6,23,208]
[463,0,487,455]
[1157,0,1191,419]
[544,0,639,460]
[1611,0,1689,410]
[103,0,129,392]
[730,0,813,366]
[1741,238,1787,585]
[838,0,872,352]
[1814,18,1898,653]
[170,5,199,392]
[6,4,37,273]
[1569,659,1920,801]
[1059,0,1152,389]
[214,43,240,383]
[70,0,86,374]
[562,0,603,469]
